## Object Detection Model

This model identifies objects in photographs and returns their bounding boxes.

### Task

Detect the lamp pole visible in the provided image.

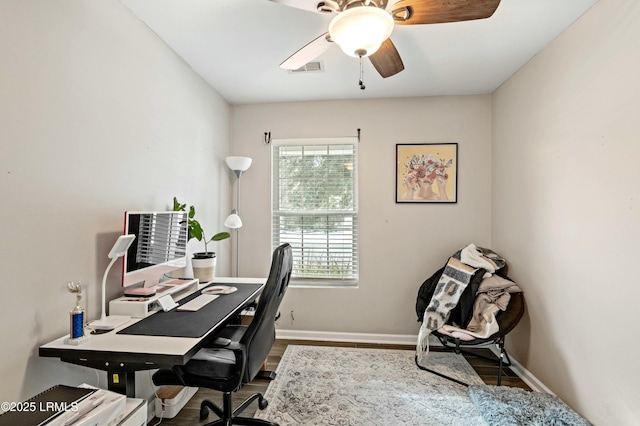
[235,169,242,277]
[225,156,252,277]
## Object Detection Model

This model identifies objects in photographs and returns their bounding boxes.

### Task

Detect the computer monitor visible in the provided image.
[122,211,188,296]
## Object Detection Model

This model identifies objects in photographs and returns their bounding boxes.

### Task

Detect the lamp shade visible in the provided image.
[328,6,394,58]
[225,156,252,172]
[107,234,135,259]
[224,211,243,229]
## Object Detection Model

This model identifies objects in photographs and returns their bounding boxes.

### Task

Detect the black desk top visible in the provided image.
[117,283,261,338]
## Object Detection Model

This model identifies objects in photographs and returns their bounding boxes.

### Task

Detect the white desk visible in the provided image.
[39,278,264,397]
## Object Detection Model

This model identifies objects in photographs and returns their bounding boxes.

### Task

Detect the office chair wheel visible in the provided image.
[199,405,210,420]
[258,396,269,410]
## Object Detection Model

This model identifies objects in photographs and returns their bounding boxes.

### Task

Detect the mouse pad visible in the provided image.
[117,283,261,338]
[203,285,238,295]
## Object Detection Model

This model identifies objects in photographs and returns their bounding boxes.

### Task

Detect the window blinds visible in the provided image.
[272,138,358,284]
[135,212,187,265]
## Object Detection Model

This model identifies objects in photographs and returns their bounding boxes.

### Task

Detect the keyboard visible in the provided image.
[176,294,219,312]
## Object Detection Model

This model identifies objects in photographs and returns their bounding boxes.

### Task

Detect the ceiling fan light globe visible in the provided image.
[328,6,394,58]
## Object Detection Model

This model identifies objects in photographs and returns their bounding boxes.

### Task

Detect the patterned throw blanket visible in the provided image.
[416,244,506,363]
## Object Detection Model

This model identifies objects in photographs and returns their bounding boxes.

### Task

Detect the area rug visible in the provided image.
[254,345,487,426]
[468,385,592,426]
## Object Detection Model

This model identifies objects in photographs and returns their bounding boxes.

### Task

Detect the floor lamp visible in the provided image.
[224,156,252,277]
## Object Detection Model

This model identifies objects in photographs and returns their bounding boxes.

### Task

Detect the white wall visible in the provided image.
[231,96,492,335]
[491,0,640,424]
[0,0,232,403]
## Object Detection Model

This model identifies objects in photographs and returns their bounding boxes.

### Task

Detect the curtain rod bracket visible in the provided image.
[264,132,271,145]
[357,128,361,142]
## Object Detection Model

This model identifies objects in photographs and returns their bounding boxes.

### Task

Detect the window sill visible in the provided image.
[289,278,358,289]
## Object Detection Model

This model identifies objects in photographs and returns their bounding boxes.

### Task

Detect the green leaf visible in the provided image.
[173,197,186,212]
[190,220,203,241]
[211,232,231,241]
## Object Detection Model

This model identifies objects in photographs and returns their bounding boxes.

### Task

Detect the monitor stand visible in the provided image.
[123,287,157,297]
[109,279,198,319]
[91,315,131,331]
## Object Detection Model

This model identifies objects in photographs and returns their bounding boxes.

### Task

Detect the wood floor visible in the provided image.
[149,339,531,425]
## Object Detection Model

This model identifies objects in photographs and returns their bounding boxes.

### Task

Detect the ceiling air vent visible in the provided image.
[289,61,324,74]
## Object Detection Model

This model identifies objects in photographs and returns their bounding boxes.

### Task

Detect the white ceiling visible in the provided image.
[120,0,597,105]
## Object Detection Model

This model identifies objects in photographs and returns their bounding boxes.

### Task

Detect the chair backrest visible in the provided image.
[240,243,292,382]
[495,291,525,337]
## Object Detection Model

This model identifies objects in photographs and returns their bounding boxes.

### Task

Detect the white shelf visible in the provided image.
[109,279,198,318]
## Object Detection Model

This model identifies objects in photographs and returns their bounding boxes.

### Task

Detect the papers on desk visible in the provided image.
[0,384,125,426]
[48,384,126,426]
[0,385,93,426]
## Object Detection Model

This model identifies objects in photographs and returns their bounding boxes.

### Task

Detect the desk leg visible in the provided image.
[256,361,277,380]
[255,370,277,380]
[108,371,136,397]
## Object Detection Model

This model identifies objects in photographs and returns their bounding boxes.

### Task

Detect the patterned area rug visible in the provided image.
[468,385,592,426]
[254,345,487,426]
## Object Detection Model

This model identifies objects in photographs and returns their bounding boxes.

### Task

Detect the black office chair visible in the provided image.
[152,243,292,426]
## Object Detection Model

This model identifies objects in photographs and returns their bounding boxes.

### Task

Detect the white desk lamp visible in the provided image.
[225,156,251,276]
[91,234,136,330]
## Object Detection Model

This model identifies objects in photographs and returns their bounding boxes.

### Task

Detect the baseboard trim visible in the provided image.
[276,329,549,393]
[275,329,418,346]
[486,346,554,395]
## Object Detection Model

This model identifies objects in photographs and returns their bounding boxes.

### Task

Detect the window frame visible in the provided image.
[271,137,359,287]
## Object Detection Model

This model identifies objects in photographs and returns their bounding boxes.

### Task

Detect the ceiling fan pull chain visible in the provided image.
[359,55,366,90]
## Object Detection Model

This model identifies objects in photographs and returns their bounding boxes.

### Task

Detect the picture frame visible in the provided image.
[396,143,458,203]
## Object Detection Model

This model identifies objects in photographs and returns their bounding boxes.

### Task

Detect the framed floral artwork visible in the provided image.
[396,143,458,203]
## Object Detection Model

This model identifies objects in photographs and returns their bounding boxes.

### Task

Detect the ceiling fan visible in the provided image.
[273,0,501,83]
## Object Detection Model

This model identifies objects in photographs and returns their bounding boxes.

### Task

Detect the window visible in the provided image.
[272,138,358,286]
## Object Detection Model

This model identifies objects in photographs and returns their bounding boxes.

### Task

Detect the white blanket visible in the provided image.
[416,244,508,363]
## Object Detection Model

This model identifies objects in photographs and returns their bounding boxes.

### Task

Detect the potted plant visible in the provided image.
[173,197,230,283]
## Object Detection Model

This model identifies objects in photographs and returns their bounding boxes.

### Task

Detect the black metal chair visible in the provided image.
[416,261,525,386]
[152,243,292,425]
[432,291,525,385]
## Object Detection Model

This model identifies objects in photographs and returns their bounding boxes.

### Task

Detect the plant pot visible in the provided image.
[192,252,216,283]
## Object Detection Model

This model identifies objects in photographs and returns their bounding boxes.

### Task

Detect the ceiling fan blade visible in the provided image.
[268,0,338,14]
[280,32,333,70]
[391,0,501,25]
[369,38,404,78]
